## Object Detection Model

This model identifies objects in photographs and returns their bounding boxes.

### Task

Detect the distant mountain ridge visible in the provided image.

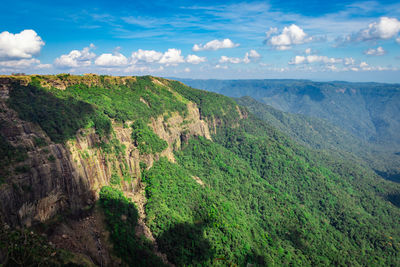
[235,96,400,182]
[177,79,400,149]
[0,75,399,266]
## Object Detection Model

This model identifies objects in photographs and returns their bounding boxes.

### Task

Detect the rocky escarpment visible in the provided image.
[0,76,212,228]
[0,83,93,227]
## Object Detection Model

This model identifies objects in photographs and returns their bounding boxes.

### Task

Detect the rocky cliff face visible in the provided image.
[0,76,212,228]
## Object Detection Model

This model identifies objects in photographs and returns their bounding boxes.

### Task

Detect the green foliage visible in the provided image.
[14,165,30,174]
[131,119,168,154]
[0,131,27,179]
[99,138,126,158]
[168,80,240,126]
[144,84,400,266]
[57,76,187,123]
[7,81,111,143]
[99,186,166,266]
[179,79,400,145]
[236,96,400,182]
[3,75,400,266]
[47,155,56,162]
[33,137,47,147]
[139,162,148,172]
[110,173,121,185]
[0,225,76,266]
[180,79,400,180]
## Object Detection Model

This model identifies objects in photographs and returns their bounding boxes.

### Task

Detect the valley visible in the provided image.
[0,75,399,266]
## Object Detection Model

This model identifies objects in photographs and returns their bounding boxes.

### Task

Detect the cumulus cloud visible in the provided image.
[95,52,128,67]
[346,17,400,42]
[396,37,400,44]
[192,39,239,51]
[289,54,341,65]
[130,48,193,66]
[290,56,306,65]
[184,67,191,73]
[131,49,163,63]
[243,49,261,63]
[266,24,312,50]
[219,50,261,64]
[158,48,185,65]
[54,44,96,68]
[219,56,242,64]
[186,54,206,64]
[0,30,44,60]
[364,46,385,56]
[0,58,40,68]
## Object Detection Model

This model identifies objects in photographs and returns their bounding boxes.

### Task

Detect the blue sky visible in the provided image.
[1,0,400,82]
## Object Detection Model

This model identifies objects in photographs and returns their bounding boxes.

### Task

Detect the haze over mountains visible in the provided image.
[178,78,400,179]
[178,79,400,148]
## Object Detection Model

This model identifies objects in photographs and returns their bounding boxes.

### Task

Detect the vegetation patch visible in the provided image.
[0,132,27,179]
[7,81,111,143]
[131,120,167,155]
[99,186,165,266]
[0,225,77,266]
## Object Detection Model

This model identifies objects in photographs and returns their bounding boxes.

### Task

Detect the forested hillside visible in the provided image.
[0,75,399,266]
[236,96,400,183]
[178,79,400,149]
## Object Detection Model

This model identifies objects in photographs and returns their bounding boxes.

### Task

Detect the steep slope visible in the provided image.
[158,81,400,266]
[177,79,400,149]
[0,75,399,266]
[236,96,400,182]
[0,74,211,266]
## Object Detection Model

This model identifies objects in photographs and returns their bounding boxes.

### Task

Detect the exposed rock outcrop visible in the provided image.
[0,75,212,229]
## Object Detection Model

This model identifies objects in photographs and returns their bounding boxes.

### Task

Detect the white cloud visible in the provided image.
[0,30,44,60]
[364,46,385,56]
[289,54,341,65]
[344,57,355,65]
[184,67,191,72]
[305,48,312,54]
[192,39,239,51]
[124,65,164,73]
[396,37,400,44]
[243,49,261,63]
[0,58,40,68]
[55,44,96,68]
[219,50,261,64]
[348,17,400,42]
[219,56,242,64]
[265,27,278,38]
[214,64,228,69]
[290,56,306,64]
[267,24,312,50]
[36,63,52,69]
[95,52,128,67]
[131,49,163,63]
[326,65,337,71]
[360,61,369,70]
[158,48,185,65]
[186,54,206,64]
[131,49,195,65]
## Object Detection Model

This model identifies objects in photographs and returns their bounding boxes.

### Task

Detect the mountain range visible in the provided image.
[0,75,399,266]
